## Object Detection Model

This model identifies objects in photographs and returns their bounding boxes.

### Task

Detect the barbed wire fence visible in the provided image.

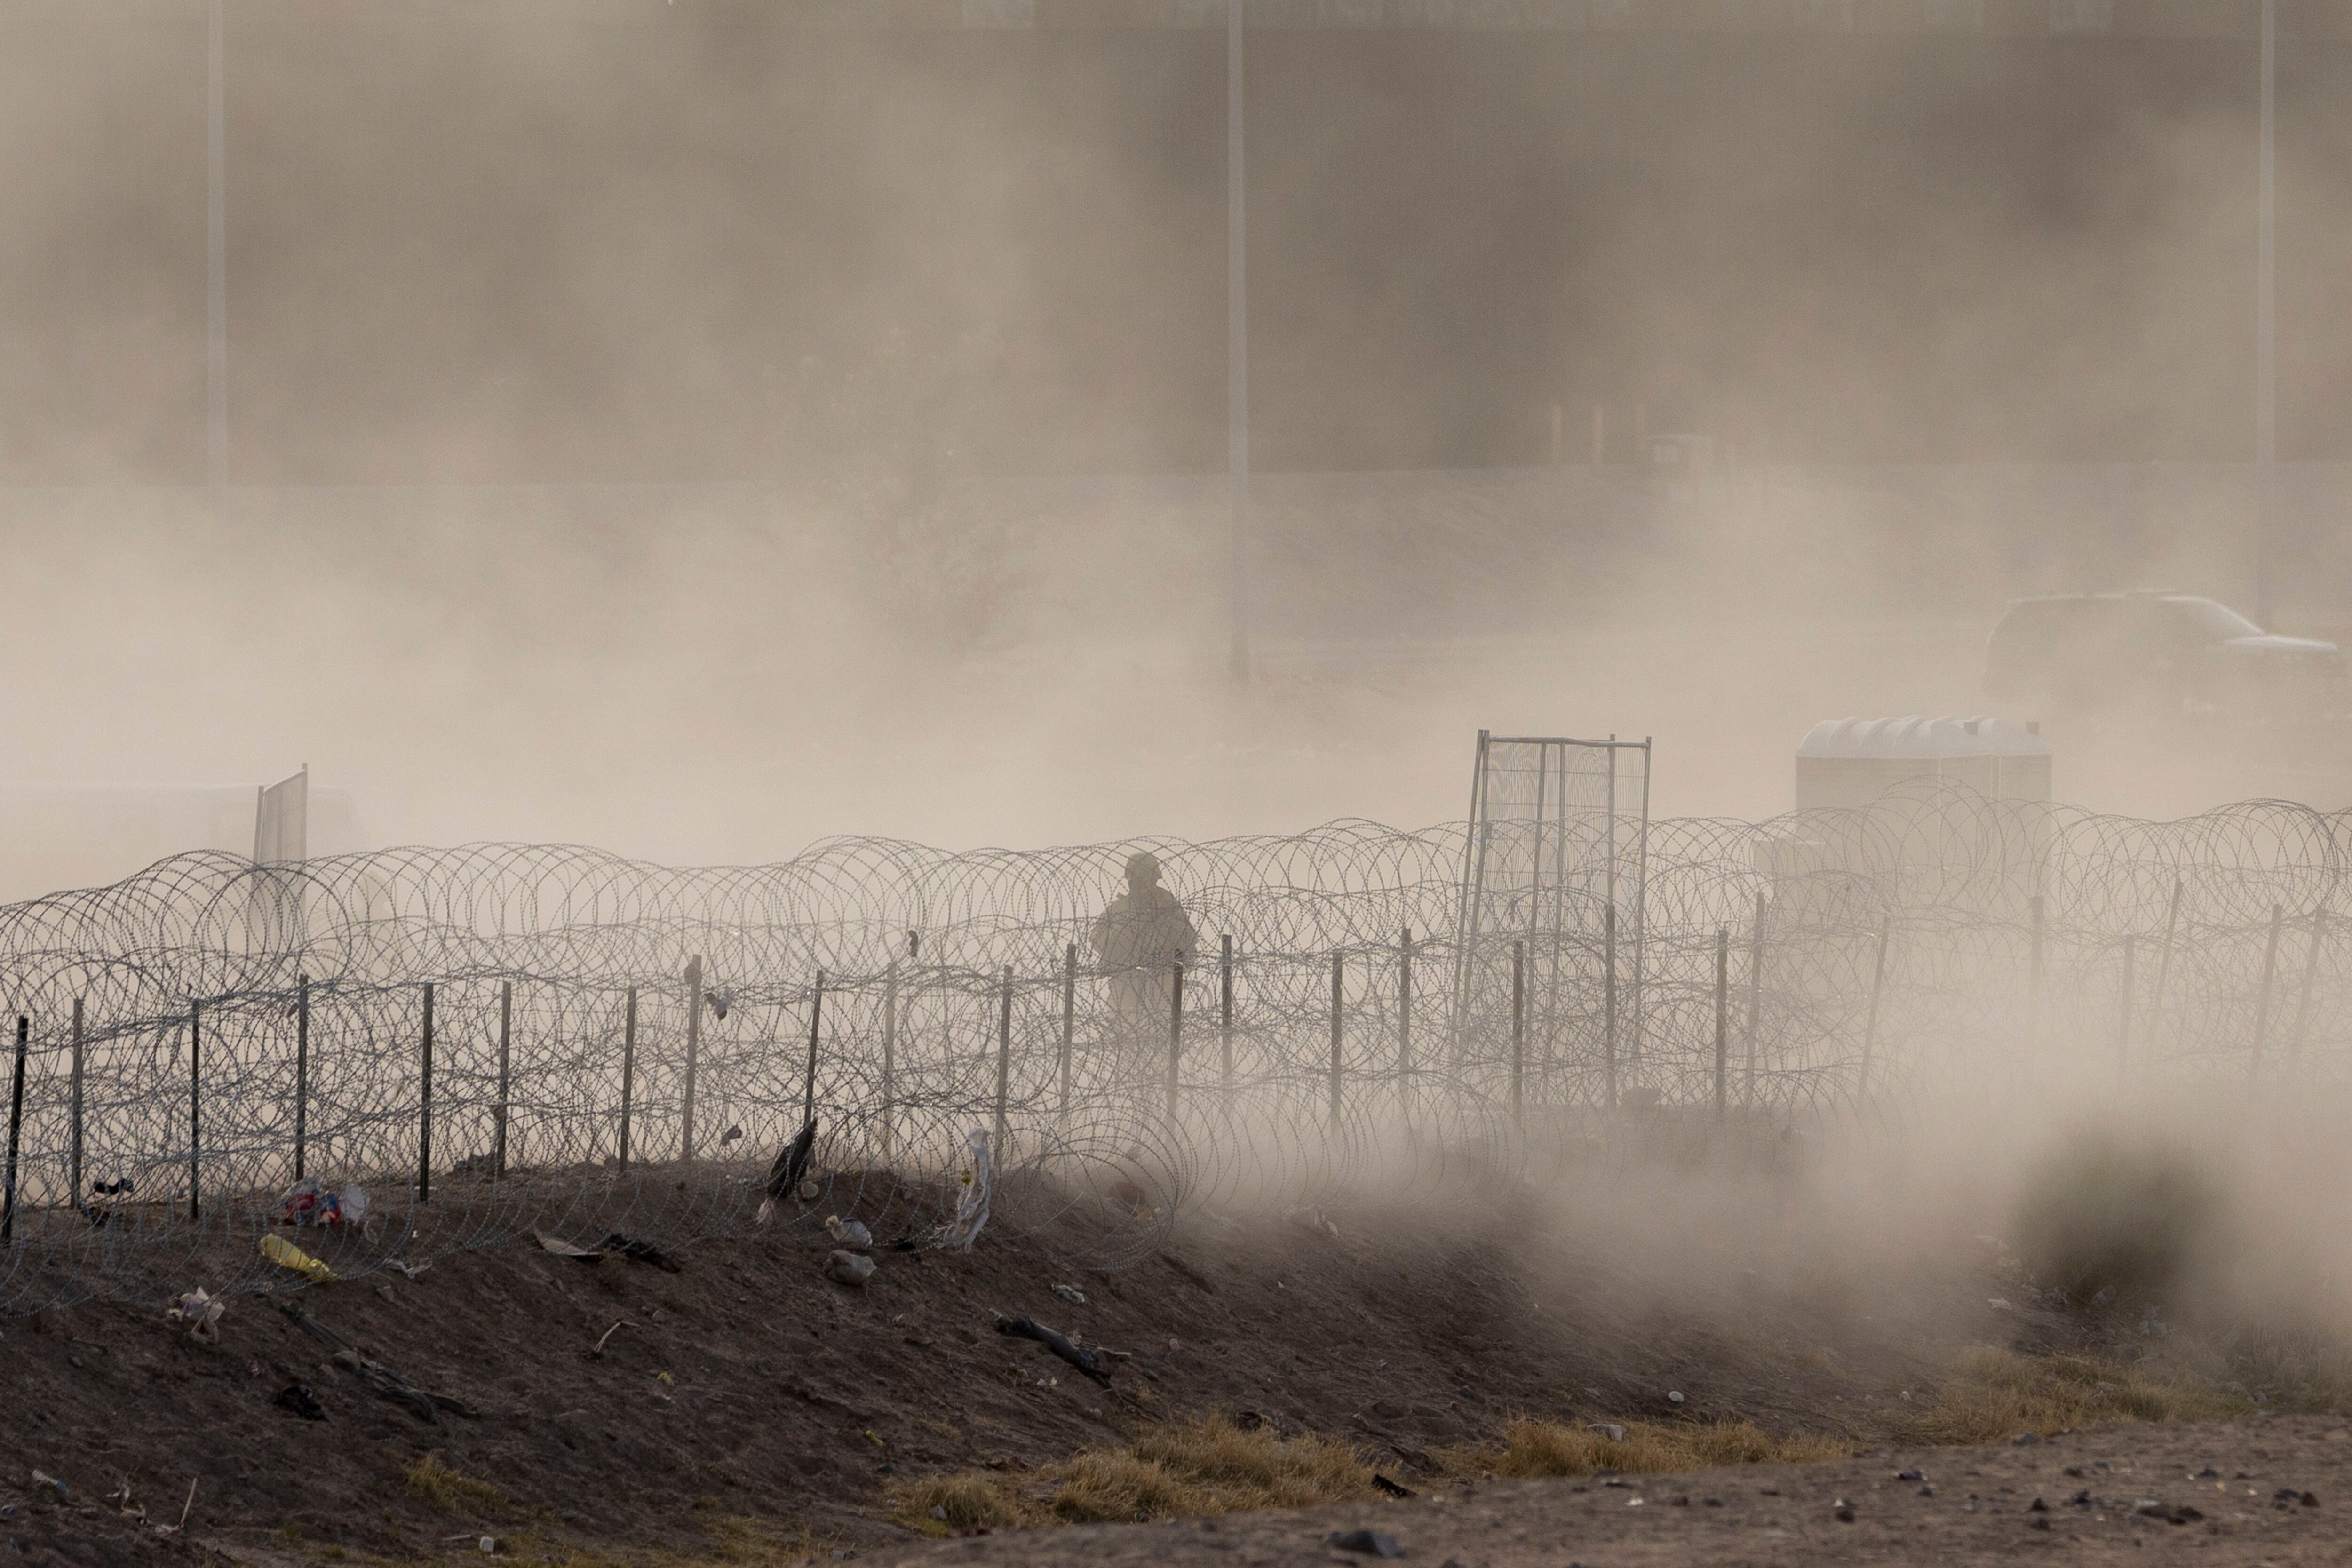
[2,784,2348,1319]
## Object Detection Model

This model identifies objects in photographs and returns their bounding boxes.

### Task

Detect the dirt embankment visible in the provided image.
[0,1183,2240,1566]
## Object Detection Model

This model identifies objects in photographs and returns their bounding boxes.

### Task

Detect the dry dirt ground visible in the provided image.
[876,1417,2352,1567]
[0,1173,2314,1566]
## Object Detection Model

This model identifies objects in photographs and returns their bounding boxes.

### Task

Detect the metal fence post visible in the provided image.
[1859,916,1891,1100]
[2286,911,2323,1079]
[1167,957,1184,1126]
[1,1016,25,1244]
[2150,876,2182,1058]
[1398,926,1412,1081]
[2250,902,2284,1080]
[1057,943,1075,1127]
[2117,934,2135,1088]
[1328,951,1343,1132]
[189,999,201,1222]
[803,969,823,1128]
[1742,889,1764,1107]
[418,981,434,1204]
[681,955,702,1168]
[1712,927,1728,1122]
[1219,933,1234,1097]
[882,960,899,1165]
[619,985,637,1172]
[493,979,512,1179]
[995,967,1014,1155]
[294,975,309,1182]
[2027,893,2046,1043]
[1510,939,1525,1131]
[69,997,84,1209]
[1602,902,1619,1112]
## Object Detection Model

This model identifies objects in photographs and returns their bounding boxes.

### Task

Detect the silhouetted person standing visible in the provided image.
[1090,851,1197,1043]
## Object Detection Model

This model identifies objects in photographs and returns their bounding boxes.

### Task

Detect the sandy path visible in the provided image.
[877,1415,2351,1567]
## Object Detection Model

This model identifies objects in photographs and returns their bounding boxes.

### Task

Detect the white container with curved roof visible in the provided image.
[1796,715,2050,811]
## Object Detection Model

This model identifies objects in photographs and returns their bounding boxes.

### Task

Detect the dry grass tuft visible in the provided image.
[1900,1346,2249,1445]
[402,1453,508,1515]
[1487,1417,1849,1479]
[887,1413,1375,1534]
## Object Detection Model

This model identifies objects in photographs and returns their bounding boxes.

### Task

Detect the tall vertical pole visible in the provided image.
[2256,0,2277,626]
[1742,888,1765,1107]
[882,960,899,1164]
[293,974,308,1181]
[1450,730,1491,1053]
[1629,740,1653,1075]
[618,985,637,1172]
[1057,944,1075,1126]
[417,982,434,1204]
[1226,0,1250,679]
[1328,952,1343,1132]
[2250,902,2284,1080]
[69,997,84,1208]
[493,979,511,1179]
[189,1000,202,1222]
[1166,958,1184,1127]
[1601,902,1619,1112]
[1219,933,1234,1096]
[994,967,1014,1155]
[1510,939,1525,1130]
[681,955,702,1168]
[206,0,228,505]
[1712,927,1729,1122]
[1,1017,25,1244]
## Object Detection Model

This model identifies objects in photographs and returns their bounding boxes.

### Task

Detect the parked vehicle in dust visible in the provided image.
[1984,592,2344,717]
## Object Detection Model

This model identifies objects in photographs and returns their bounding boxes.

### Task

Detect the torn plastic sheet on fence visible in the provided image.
[276,1178,368,1228]
[928,1128,992,1251]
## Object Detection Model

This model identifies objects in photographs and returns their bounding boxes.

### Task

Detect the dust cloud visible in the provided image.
[2,3,2348,878]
